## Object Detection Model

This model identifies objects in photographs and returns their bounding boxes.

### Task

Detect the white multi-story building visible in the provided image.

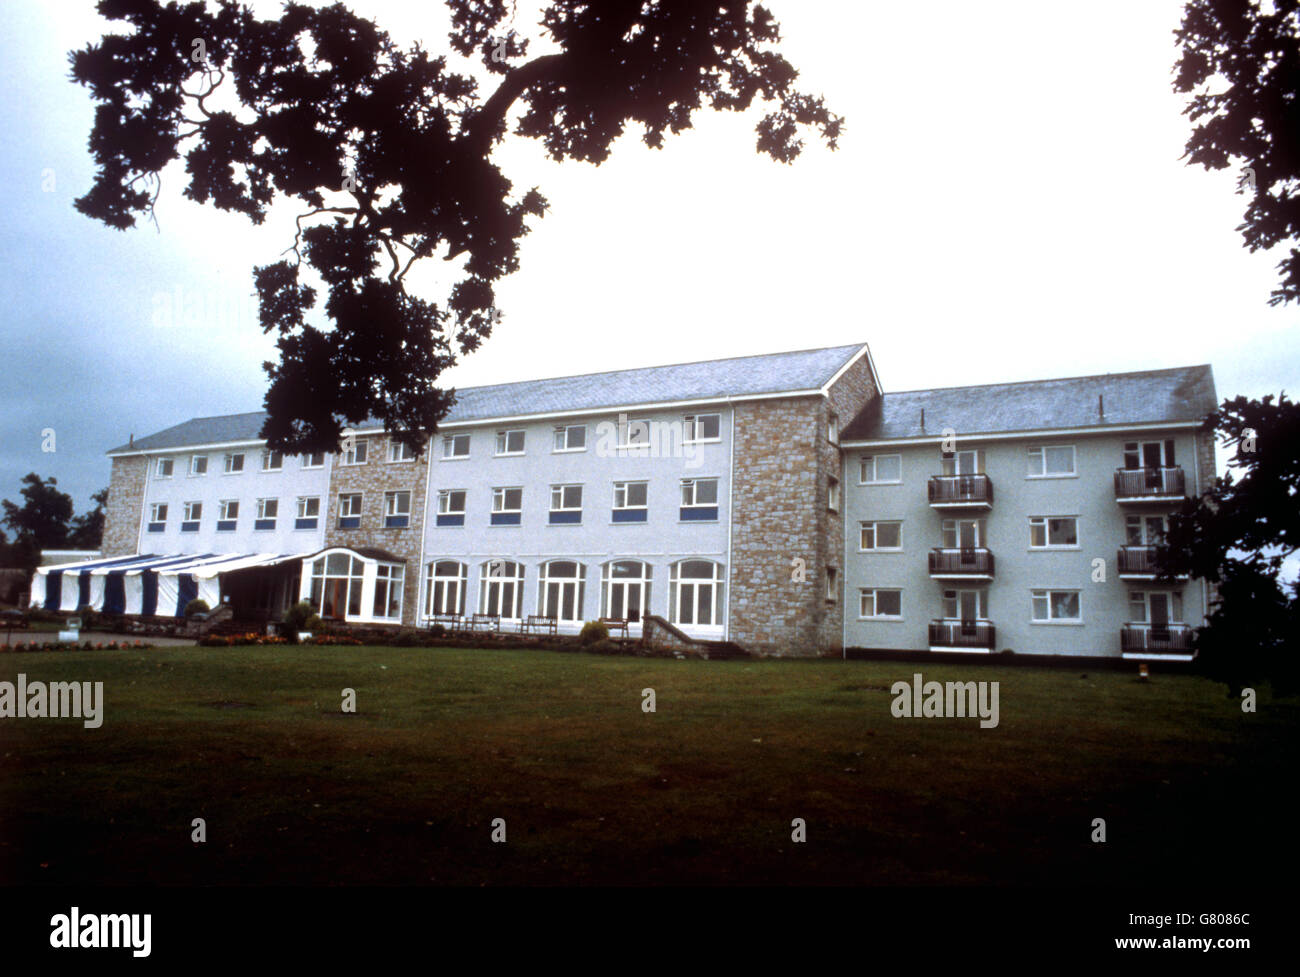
[31,345,1216,659]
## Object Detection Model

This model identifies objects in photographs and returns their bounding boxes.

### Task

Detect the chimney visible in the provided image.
[920,408,925,431]
[1098,394,1104,420]
[129,433,134,445]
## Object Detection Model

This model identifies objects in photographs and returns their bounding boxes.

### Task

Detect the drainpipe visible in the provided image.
[416,434,435,625]
[724,396,735,643]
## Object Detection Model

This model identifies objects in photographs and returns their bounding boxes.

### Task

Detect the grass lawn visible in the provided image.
[0,645,1294,886]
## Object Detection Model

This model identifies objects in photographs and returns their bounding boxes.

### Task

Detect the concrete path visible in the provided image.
[0,630,196,648]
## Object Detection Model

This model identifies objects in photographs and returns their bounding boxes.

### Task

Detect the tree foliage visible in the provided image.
[68,488,109,549]
[1174,0,1300,306]
[71,0,842,453]
[1160,394,1300,693]
[1,474,76,550]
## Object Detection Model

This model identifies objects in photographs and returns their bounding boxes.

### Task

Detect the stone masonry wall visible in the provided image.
[322,434,430,627]
[728,395,822,655]
[728,352,879,655]
[102,455,147,557]
[818,353,881,652]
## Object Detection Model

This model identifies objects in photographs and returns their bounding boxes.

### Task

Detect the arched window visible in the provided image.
[601,560,650,622]
[669,559,725,627]
[480,560,525,619]
[538,560,585,621]
[309,552,365,619]
[426,561,467,617]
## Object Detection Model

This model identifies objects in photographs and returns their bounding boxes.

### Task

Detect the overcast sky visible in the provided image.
[1,0,1295,514]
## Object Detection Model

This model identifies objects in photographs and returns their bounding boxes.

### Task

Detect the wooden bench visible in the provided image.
[599,617,630,639]
[429,613,464,633]
[469,613,501,633]
[520,614,557,635]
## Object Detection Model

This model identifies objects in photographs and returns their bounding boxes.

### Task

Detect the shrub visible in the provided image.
[281,602,324,643]
[392,629,421,647]
[579,620,609,645]
[184,599,210,619]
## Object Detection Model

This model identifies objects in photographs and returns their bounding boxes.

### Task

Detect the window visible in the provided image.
[860,521,902,550]
[337,493,362,529]
[491,487,523,526]
[941,449,981,476]
[1031,589,1081,622]
[373,564,404,619]
[384,491,411,529]
[189,455,208,476]
[549,484,582,524]
[295,496,320,530]
[826,566,838,602]
[495,430,525,456]
[255,498,278,531]
[684,413,721,443]
[553,424,586,452]
[859,588,902,619]
[261,449,283,472]
[602,561,650,622]
[860,454,901,484]
[303,452,325,469]
[442,434,470,459]
[1027,444,1076,477]
[1128,591,1184,624]
[426,561,467,617]
[669,560,725,627]
[620,419,652,449]
[147,503,167,533]
[941,588,987,620]
[308,552,365,619]
[828,476,840,512]
[613,481,648,523]
[156,458,174,478]
[1125,514,1167,545]
[827,411,839,444]
[680,478,719,521]
[224,453,245,474]
[480,560,525,618]
[1123,440,1176,470]
[942,518,984,548]
[436,489,467,527]
[1029,516,1079,548]
[342,438,368,466]
[388,439,415,463]
[217,500,239,531]
[539,560,586,622]
[181,501,201,532]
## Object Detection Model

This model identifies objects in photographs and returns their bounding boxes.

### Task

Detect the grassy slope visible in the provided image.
[0,646,1293,886]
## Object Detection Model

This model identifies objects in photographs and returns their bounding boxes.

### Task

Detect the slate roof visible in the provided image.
[109,344,867,454]
[840,365,1216,442]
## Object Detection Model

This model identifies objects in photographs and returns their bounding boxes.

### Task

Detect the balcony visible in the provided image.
[927,474,993,509]
[1116,545,1188,580]
[1114,466,1186,503]
[928,547,994,580]
[929,619,996,652]
[1120,623,1195,660]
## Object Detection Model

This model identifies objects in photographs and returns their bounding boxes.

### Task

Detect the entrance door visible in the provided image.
[1149,593,1171,640]
[322,579,348,620]
[958,590,980,635]
[608,580,644,621]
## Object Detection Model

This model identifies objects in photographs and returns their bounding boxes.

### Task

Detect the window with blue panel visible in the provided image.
[680,477,719,522]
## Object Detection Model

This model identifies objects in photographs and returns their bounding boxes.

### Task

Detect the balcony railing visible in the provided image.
[1120,623,1195,655]
[929,619,996,651]
[1114,466,1186,501]
[927,474,993,507]
[928,547,994,578]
